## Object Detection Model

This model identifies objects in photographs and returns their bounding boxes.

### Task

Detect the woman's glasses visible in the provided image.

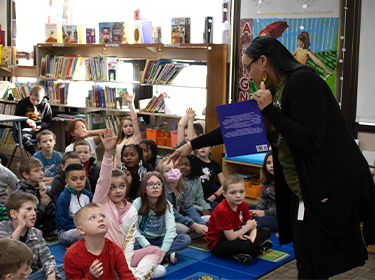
[146,182,163,188]
[245,57,259,74]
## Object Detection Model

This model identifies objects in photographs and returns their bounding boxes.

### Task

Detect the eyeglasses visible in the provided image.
[244,57,259,74]
[146,182,163,188]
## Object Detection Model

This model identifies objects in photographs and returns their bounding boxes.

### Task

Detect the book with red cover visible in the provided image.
[59,82,66,104]
[93,83,100,107]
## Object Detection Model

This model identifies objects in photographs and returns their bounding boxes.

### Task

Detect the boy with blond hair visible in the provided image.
[14,85,52,155]
[0,238,33,280]
[206,174,272,264]
[55,163,92,245]
[64,203,136,280]
[15,158,55,237]
[33,130,63,186]
[50,151,91,204]
[0,192,64,279]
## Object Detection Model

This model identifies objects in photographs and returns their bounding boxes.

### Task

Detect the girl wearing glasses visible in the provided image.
[93,128,166,279]
[133,171,191,266]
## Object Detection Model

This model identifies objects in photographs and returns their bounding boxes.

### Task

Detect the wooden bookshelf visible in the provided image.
[36,43,227,164]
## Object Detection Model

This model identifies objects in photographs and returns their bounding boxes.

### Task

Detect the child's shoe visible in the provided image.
[151,265,166,279]
[231,253,252,265]
[169,252,177,264]
[259,240,273,254]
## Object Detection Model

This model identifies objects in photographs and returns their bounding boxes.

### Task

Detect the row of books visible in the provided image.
[87,112,123,136]
[0,128,15,147]
[143,92,167,113]
[0,103,16,126]
[87,84,128,109]
[141,60,188,85]
[40,55,121,82]
[44,81,70,105]
[0,46,17,65]
[1,82,37,101]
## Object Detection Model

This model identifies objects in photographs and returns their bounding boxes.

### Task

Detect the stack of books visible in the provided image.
[143,93,167,113]
[141,60,188,85]
[0,128,15,147]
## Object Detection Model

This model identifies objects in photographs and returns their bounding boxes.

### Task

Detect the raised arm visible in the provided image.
[168,127,224,166]
[126,92,142,144]
[186,108,196,142]
[177,111,189,146]
[93,128,117,204]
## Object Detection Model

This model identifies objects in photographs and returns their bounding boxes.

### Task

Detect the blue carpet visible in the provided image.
[48,232,295,280]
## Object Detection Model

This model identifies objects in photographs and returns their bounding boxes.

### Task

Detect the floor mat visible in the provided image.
[48,232,295,279]
[188,236,210,252]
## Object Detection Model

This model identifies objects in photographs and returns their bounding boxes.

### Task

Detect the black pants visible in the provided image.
[35,215,56,237]
[290,195,328,280]
[211,227,271,258]
[21,130,37,155]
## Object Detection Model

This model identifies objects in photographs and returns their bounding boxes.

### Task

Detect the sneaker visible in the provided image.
[169,252,177,264]
[151,265,166,279]
[231,253,252,265]
[161,259,170,269]
[259,240,273,254]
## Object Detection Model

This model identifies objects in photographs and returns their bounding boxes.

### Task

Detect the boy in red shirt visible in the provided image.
[63,203,135,280]
[206,174,272,264]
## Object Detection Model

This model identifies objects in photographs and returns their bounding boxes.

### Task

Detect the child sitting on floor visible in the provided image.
[120,144,152,202]
[55,163,93,245]
[63,203,136,280]
[140,139,161,171]
[93,128,166,279]
[0,238,33,280]
[197,146,225,211]
[15,158,56,237]
[206,174,272,264]
[249,151,278,232]
[114,92,142,168]
[33,129,63,187]
[0,192,64,279]
[50,151,91,204]
[74,139,101,195]
[133,171,191,265]
[157,156,208,239]
[65,118,105,160]
[0,162,19,205]
[180,155,212,216]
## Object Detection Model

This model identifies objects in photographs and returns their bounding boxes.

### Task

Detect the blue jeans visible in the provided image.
[29,264,65,280]
[255,215,278,232]
[58,228,82,245]
[134,234,191,259]
[208,200,219,211]
[248,205,278,232]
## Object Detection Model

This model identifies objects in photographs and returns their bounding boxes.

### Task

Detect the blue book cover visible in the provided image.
[216,100,269,157]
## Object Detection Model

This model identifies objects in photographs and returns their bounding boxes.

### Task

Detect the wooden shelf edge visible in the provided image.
[0,99,18,104]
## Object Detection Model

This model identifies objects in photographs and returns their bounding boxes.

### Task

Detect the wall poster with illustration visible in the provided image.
[238,0,340,101]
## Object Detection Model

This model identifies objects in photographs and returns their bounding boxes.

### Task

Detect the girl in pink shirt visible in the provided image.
[93,128,166,279]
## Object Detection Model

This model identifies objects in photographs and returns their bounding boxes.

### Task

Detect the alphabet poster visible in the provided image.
[238,0,340,101]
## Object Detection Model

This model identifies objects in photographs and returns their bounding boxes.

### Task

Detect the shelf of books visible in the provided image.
[34,43,226,162]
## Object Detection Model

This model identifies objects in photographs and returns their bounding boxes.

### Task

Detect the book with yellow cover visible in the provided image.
[45,23,62,43]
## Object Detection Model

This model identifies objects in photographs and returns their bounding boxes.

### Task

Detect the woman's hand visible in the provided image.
[250,82,273,111]
[167,143,193,167]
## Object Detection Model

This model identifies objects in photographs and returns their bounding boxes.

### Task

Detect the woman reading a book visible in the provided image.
[114,92,142,168]
[168,36,375,279]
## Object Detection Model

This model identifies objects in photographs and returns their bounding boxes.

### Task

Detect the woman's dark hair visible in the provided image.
[186,154,202,180]
[297,31,310,49]
[140,139,158,168]
[245,36,315,81]
[261,150,274,185]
